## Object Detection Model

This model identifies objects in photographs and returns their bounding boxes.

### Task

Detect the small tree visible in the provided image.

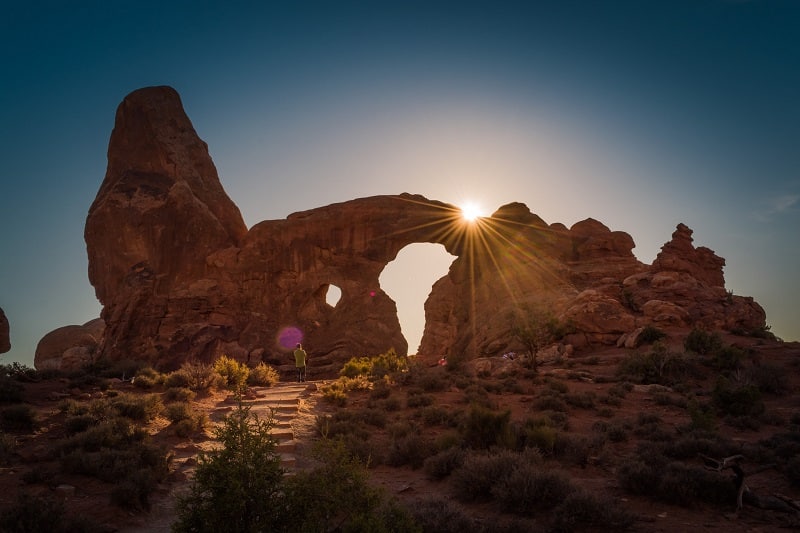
[510,305,564,372]
[173,400,286,532]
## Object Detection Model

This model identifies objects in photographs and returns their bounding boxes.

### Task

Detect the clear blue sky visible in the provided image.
[2,0,798,367]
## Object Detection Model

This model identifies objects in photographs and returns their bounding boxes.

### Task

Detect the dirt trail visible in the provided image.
[120,381,320,532]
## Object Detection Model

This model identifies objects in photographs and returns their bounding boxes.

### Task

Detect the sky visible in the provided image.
[1,0,798,368]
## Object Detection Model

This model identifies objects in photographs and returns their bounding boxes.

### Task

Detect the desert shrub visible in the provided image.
[461,405,510,449]
[553,433,593,466]
[339,348,409,381]
[423,447,465,480]
[565,391,596,409]
[597,406,615,418]
[686,400,717,432]
[111,393,163,422]
[493,464,575,515]
[0,493,103,533]
[357,408,387,428]
[0,430,15,465]
[213,355,250,392]
[0,404,37,431]
[132,367,163,389]
[387,431,432,469]
[410,497,475,532]
[406,391,434,408]
[174,400,286,533]
[164,386,196,402]
[164,370,193,389]
[417,369,449,392]
[60,440,169,482]
[712,377,764,417]
[594,420,629,443]
[246,362,279,386]
[59,417,146,454]
[0,376,24,404]
[282,439,419,532]
[748,363,790,395]
[174,415,207,438]
[546,378,569,394]
[684,328,723,355]
[419,405,456,427]
[534,393,567,412]
[64,414,96,435]
[110,468,158,511]
[616,343,694,385]
[636,325,667,346]
[711,345,748,371]
[173,362,225,391]
[551,489,635,532]
[724,414,762,431]
[321,383,348,406]
[512,419,558,455]
[369,379,392,399]
[164,402,193,423]
[315,413,369,441]
[451,450,518,502]
[609,380,634,397]
[371,396,401,412]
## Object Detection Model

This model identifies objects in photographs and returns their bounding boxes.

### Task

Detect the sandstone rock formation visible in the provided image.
[59,85,768,372]
[34,318,105,371]
[0,307,9,354]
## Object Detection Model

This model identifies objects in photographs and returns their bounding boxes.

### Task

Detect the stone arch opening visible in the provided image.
[379,243,456,354]
[325,284,342,307]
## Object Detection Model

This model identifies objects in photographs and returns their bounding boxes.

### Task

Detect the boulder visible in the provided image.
[34,319,104,371]
[0,307,9,353]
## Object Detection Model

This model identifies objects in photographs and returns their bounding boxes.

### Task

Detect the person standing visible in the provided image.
[293,343,308,382]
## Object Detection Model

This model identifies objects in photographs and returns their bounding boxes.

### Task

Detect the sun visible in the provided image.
[460,202,485,222]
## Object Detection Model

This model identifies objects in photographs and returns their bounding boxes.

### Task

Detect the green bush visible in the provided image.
[339,348,409,380]
[410,497,475,532]
[0,404,37,431]
[174,415,207,438]
[451,450,518,502]
[111,393,163,422]
[684,328,723,355]
[213,355,250,392]
[0,376,24,404]
[164,386,196,402]
[283,439,419,532]
[493,465,574,515]
[406,391,434,408]
[616,343,694,385]
[551,489,635,531]
[164,402,193,423]
[64,414,96,435]
[712,377,764,417]
[711,345,747,371]
[0,430,15,465]
[387,431,432,469]
[0,493,102,533]
[423,447,465,480]
[247,362,279,386]
[164,370,192,389]
[748,364,790,395]
[636,325,667,346]
[461,405,510,449]
[174,401,286,533]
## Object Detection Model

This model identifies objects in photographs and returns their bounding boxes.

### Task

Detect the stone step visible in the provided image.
[275,440,296,453]
[279,453,296,468]
[270,429,294,441]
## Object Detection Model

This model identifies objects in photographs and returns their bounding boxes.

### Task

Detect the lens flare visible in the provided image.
[277,326,303,350]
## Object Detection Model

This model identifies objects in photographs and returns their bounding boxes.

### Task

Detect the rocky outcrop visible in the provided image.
[34,319,105,371]
[0,307,9,354]
[62,85,768,372]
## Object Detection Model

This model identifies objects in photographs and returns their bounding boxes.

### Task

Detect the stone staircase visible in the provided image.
[209,381,312,470]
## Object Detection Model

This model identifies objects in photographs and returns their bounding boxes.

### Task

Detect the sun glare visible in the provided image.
[460,202,484,222]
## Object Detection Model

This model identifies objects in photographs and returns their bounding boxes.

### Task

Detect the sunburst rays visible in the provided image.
[385,195,569,357]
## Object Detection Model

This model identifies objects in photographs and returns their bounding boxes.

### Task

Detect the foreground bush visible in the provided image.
[174,400,286,532]
[213,355,250,392]
[247,362,279,386]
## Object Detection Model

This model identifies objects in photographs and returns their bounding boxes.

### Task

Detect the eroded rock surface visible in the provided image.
[34,319,105,371]
[0,307,9,354]
[60,85,767,372]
